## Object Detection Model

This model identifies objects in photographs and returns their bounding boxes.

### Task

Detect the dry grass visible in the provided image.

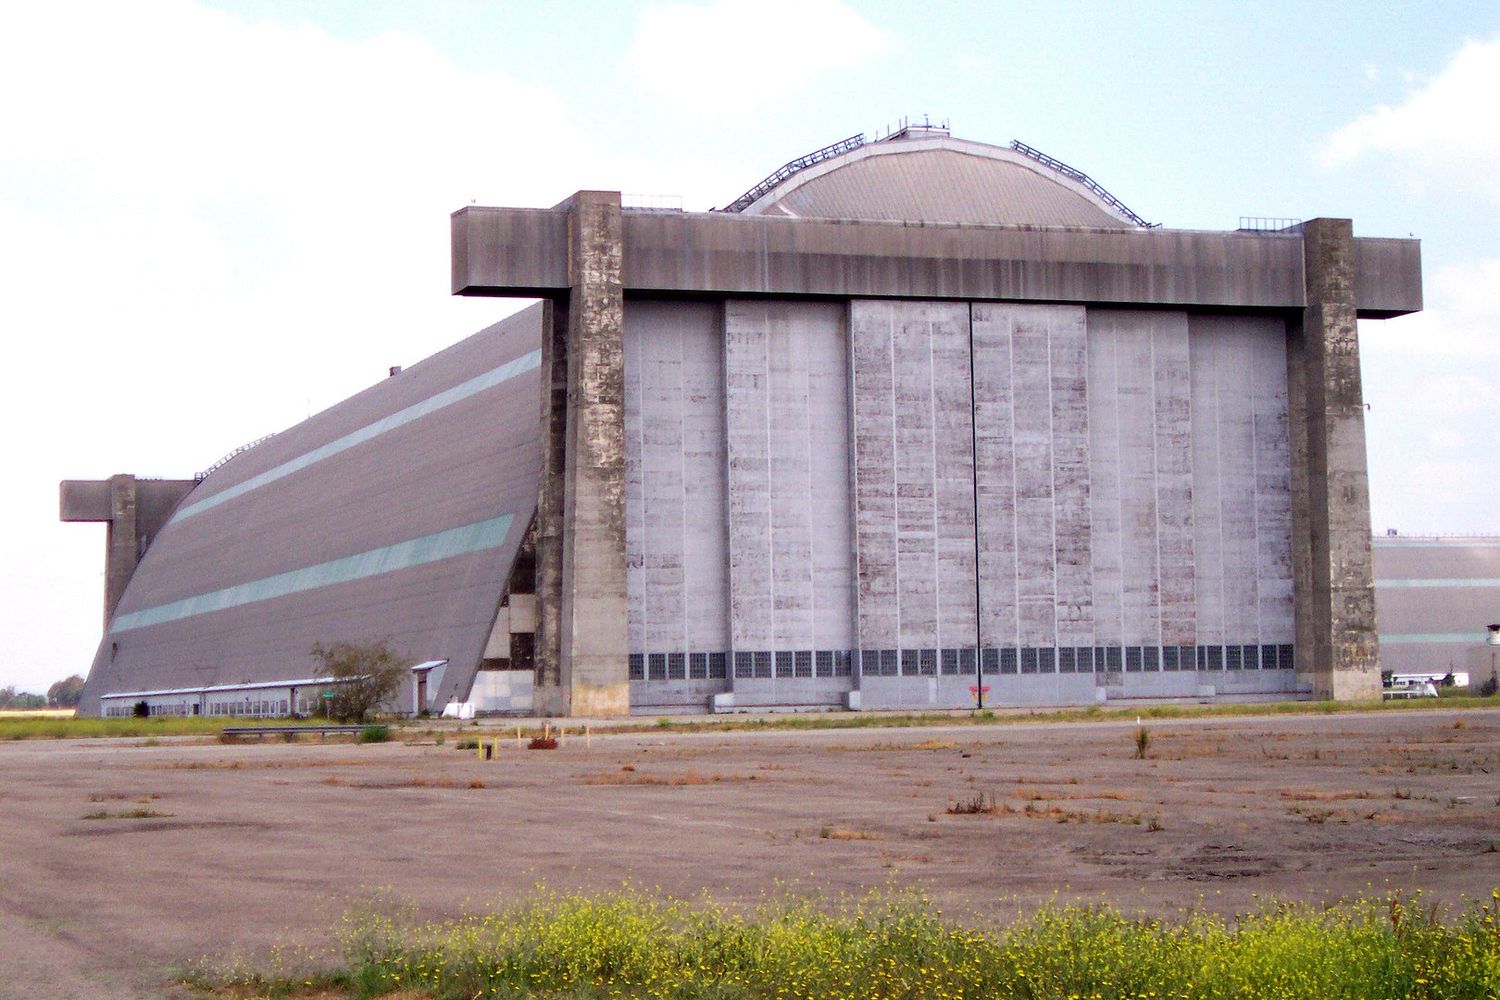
[581,770,754,786]
[819,826,881,841]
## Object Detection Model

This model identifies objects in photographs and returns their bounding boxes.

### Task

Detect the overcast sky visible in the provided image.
[2,1,1497,695]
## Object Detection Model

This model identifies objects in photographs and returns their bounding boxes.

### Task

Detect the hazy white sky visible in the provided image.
[2,1,1497,694]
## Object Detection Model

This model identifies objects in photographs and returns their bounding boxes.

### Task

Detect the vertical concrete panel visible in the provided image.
[1087,310,1192,649]
[1086,322,1124,646]
[973,304,1091,650]
[1190,315,1296,655]
[1050,310,1093,647]
[725,301,854,658]
[851,300,976,658]
[971,307,1018,648]
[1153,318,1196,647]
[623,301,729,657]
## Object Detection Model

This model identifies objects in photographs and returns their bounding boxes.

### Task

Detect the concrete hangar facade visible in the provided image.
[68,126,1423,718]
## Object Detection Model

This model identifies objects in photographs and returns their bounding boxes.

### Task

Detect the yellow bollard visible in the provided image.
[492,736,500,759]
[586,725,592,748]
[476,737,484,761]
[516,726,522,750]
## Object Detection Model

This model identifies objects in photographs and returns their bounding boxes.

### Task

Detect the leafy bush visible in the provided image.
[358,724,390,744]
[309,638,411,723]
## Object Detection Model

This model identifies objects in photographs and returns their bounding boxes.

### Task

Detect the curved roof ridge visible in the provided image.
[726,132,1150,230]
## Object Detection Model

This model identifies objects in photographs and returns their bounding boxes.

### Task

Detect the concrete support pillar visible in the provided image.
[1292,218,1381,700]
[62,475,197,628]
[105,475,139,627]
[533,298,569,715]
[541,191,630,717]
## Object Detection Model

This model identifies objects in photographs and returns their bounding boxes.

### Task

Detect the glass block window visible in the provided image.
[1142,646,1159,671]
[1040,647,1058,673]
[1075,646,1094,673]
[880,649,899,677]
[941,648,961,675]
[959,648,977,673]
[815,650,834,677]
[629,653,645,681]
[1161,646,1179,671]
[1225,645,1243,670]
[1197,644,1222,670]
[919,648,937,676]
[667,653,686,680]
[709,652,728,679]
[794,650,813,678]
[774,651,793,678]
[1105,646,1123,671]
[901,649,921,676]
[1125,646,1143,672]
[1000,648,1019,674]
[1179,645,1195,672]
[689,652,708,680]
[1058,647,1076,673]
[755,651,774,679]
[980,648,1000,675]
[1277,644,1295,670]
[648,653,668,680]
[734,651,753,679]
[833,650,853,677]
[1242,644,1260,670]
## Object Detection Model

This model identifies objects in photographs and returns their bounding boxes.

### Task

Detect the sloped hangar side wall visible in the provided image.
[79,305,546,716]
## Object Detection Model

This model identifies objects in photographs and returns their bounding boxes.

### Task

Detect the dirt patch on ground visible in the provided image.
[2,709,1499,998]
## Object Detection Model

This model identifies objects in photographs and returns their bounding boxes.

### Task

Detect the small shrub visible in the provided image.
[947,791,997,815]
[1477,675,1498,698]
[357,724,389,744]
[528,736,559,750]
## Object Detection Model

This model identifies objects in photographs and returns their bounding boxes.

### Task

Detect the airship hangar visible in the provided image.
[66,123,1452,719]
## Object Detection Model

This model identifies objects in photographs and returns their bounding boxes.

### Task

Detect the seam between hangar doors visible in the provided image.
[171,349,543,524]
[109,514,514,635]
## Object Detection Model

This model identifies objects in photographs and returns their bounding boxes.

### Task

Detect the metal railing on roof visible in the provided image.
[196,433,275,482]
[1238,216,1304,233]
[1009,140,1157,228]
[719,133,867,214]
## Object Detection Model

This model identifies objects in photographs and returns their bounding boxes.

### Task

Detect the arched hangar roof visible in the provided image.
[735,132,1145,229]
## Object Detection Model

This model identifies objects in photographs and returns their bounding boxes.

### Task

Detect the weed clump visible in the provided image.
[357,724,390,744]
[191,887,1500,1000]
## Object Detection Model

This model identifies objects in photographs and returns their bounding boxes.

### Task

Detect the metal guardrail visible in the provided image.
[720,133,868,214]
[196,433,275,482]
[1009,140,1157,228]
[1238,217,1304,233]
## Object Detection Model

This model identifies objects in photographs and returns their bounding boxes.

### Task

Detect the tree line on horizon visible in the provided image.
[0,674,85,710]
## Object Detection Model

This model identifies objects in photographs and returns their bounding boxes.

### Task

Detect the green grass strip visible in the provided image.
[0,716,340,741]
[191,887,1500,999]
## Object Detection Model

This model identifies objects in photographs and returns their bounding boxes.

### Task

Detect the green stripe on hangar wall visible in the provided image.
[109,514,514,634]
[172,349,542,522]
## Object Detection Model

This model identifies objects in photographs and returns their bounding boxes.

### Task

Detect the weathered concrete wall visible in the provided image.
[1297,218,1381,700]
[724,300,854,705]
[556,192,630,716]
[972,304,1092,658]
[532,300,569,715]
[1188,316,1295,657]
[453,206,1422,318]
[623,300,730,701]
[850,299,978,705]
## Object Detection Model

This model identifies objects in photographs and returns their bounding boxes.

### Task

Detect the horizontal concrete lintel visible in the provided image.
[452,205,1422,317]
[60,479,112,521]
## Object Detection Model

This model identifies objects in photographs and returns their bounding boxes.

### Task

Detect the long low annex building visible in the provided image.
[66,125,1424,717]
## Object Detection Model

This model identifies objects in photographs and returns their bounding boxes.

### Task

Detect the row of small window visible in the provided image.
[860,644,1296,676]
[629,644,1295,681]
[627,650,856,681]
[207,699,292,717]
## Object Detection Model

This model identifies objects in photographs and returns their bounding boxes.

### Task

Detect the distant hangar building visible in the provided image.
[67,125,1425,718]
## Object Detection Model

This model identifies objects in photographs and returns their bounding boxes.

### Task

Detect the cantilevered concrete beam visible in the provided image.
[453,207,1422,318]
[61,475,196,626]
